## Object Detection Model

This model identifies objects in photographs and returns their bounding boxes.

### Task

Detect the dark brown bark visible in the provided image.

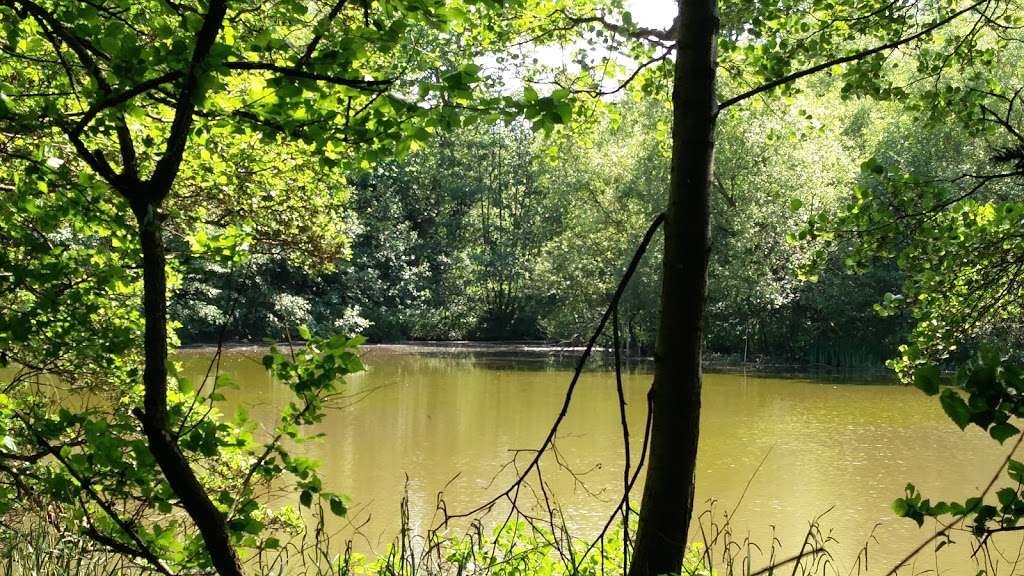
[628,0,718,573]
[137,209,245,576]
[121,2,244,574]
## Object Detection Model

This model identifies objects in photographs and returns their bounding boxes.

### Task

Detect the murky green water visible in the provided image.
[178,346,1017,574]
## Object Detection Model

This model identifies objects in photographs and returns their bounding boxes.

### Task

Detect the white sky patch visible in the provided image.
[481,0,678,96]
[627,0,677,29]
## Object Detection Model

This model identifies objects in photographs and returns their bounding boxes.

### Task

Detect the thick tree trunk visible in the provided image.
[628,0,718,573]
[137,207,245,576]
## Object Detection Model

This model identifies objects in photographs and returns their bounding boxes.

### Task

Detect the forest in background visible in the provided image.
[6,0,1024,574]
[173,81,988,369]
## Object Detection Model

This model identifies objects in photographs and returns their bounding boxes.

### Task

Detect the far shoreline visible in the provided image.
[175,340,896,382]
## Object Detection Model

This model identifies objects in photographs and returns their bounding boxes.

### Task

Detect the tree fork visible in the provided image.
[628,0,718,573]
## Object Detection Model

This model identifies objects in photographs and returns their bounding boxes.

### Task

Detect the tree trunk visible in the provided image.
[628,0,718,572]
[137,206,245,576]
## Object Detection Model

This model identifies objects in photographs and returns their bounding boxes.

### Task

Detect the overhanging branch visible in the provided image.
[224,61,394,91]
[561,9,678,43]
[72,71,182,136]
[297,0,350,66]
[148,0,228,201]
[718,0,990,110]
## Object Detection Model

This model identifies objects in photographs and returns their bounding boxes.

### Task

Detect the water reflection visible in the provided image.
[178,347,1019,574]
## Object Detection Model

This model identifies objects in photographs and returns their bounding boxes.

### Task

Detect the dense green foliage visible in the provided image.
[765,6,1024,557]
[5,0,1024,571]
[175,88,925,368]
[0,0,609,572]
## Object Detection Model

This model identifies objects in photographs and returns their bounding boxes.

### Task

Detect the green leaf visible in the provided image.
[892,497,925,527]
[299,489,312,508]
[997,487,1017,508]
[1010,459,1024,483]
[297,324,312,341]
[990,423,1019,444]
[939,389,971,430]
[328,493,347,517]
[789,198,803,211]
[244,518,264,535]
[554,101,572,123]
[913,365,940,396]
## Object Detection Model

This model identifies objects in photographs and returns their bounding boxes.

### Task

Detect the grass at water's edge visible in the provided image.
[0,502,845,576]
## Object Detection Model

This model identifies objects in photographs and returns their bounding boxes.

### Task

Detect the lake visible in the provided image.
[179,345,1019,575]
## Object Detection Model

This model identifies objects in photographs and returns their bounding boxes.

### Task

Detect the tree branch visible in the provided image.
[224,61,394,91]
[572,48,675,97]
[6,0,146,192]
[561,9,677,43]
[12,411,175,576]
[441,213,665,526]
[72,71,182,136]
[147,0,228,203]
[718,0,990,110]
[884,432,1024,576]
[5,0,111,90]
[297,0,349,66]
